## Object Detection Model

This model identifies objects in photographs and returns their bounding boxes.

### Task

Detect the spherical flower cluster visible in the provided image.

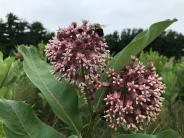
[45,21,109,100]
[104,57,165,131]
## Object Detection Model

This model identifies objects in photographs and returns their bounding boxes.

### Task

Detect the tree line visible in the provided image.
[1,13,184,58]
[0,13,54,56]
[106,29,184,59]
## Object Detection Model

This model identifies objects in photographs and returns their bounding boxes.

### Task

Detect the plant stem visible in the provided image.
[85,107,105,138]
[86,113,96,138]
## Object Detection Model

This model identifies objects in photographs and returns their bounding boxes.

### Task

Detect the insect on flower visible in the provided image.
[45,20,109,101]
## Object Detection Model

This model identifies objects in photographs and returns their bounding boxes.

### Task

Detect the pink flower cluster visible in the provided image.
[104,57,165,131]
[45,21,109,100]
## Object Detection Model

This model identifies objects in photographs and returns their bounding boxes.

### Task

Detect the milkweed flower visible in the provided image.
[45,21,109,100]
[104,57,165,131]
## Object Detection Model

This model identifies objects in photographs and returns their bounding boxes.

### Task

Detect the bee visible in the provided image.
[94,23,104,37]
[89,23,107,37]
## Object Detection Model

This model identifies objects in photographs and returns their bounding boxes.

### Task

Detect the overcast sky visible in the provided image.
[0,0,183,34]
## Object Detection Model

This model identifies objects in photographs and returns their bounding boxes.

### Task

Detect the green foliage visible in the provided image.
[152,101,184,138]
[1,46,67,135]
[11,72,38,104]
[18,46,83,137]
[0,52,15,87]
[0,49,40,103]
[0,120,5,138]
[37,42,47,60]
[0,99,65,138]
[0,51,20,98]
[139,50,168,73]
[113,129,181,138]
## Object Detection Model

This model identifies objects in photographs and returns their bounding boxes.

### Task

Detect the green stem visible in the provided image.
[85,106,105,138]
[86,113,95,138]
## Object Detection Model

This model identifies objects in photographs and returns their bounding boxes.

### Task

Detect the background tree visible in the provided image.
[0,13,54,57]
[105,29,143,55]
[106,29,184,59]
[146,30,184,58]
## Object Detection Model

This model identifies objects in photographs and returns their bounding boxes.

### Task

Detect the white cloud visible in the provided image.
[0,0,183,34]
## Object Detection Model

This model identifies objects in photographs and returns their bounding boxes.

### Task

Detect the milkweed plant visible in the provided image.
[45,21,165,131]
[0,19,181,138]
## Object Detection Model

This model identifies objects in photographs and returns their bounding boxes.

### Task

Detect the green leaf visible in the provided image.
[0,120,5,138]
[18,46,82,137]
[113,129,181,138]
[156,129,181,138]
[0,51,15,88]
[113,133,155,138]
[68,135,78,138]
[95,19,177,111]
[0,99,65,138]
[110,19,177,71]
[0,87,10,98]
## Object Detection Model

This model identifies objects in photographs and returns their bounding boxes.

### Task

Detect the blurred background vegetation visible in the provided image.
[0,13,184,137]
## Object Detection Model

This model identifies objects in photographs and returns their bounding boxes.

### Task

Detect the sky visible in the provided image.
[0,0,183,34]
